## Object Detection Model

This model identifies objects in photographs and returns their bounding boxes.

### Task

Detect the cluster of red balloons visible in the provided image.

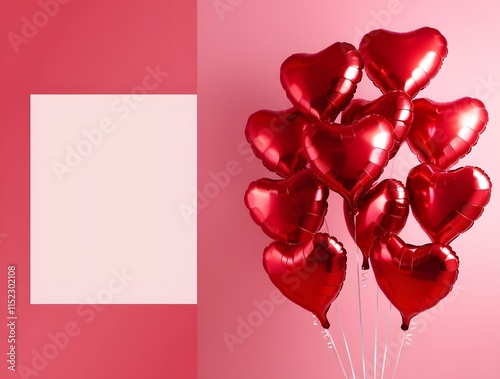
[244,27,492,331]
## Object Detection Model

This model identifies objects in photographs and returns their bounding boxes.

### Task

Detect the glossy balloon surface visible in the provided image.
[263,233,347,329]
[245,108,309,178]
[303,115,394,214]
[344,179,409,269]
[245,170,329,244]
[408,97,488,170]
[359,27,448,98]
[280,42,363,122]
[371,235,459,330]
[407,164,492,244]
[342,90,413,158]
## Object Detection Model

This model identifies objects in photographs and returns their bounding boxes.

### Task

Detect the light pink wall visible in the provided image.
[198,0,500,378]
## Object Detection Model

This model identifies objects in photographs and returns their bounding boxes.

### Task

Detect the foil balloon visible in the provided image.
[263,233,347,329]
[245,108,309,178]
[370,235,459,331]
[302,115,394,214]
[244,169,329,244]
[280,42,363,122]
[407,97,488,170]
[407,164,492,244]
[341,90,414,158]
[344,179,409,270]
[359,27,448,98]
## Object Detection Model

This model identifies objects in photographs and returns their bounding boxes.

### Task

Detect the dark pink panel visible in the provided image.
[0,1,197,378]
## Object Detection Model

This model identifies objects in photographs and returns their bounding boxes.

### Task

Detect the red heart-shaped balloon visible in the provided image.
[359,27,448,98]
[344,179,409,270]
[303,115,394,214]
[341,90,414,158]
[370,235,459,330]
[280,42,363,122]
[245,108,308,178]
[407,97,488,170]
[244,170,329,244]
[407,164,492,244]
[263,233,347,328]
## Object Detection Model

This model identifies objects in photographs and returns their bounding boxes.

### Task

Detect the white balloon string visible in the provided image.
[380,304,392,379]
[325,327,349,379]
[404,321,416,346]
[311,315,348,379]
[335,303,356,379]
[374,286,379,379]
[391,331,405,379]
[354,214,367,379]
[361,271,370,288]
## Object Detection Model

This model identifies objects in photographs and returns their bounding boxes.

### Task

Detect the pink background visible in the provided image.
[198,0,500,378]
